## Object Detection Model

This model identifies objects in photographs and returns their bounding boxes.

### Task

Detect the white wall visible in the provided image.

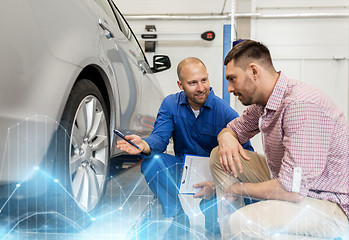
[126,19,228,98]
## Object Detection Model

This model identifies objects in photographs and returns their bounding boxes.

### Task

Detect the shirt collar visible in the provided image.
[265,71,288,111]
[179,87,215,109]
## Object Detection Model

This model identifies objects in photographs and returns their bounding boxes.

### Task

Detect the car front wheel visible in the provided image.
[57,79,110,216]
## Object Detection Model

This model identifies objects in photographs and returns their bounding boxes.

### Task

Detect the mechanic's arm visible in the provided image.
[117,98,174,156]
[217,128,251,177]
[225,179,304,203]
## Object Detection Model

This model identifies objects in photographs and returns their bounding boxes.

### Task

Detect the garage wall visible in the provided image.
[122,19,228,99]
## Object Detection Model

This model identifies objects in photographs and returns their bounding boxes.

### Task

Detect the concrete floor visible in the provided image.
[0,162,221,240]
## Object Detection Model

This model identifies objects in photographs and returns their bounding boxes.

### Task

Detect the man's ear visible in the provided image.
[177,80,183,90]
[249,63,259,80]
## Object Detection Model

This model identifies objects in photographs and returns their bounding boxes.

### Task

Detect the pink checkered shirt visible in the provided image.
[227,72,349,219]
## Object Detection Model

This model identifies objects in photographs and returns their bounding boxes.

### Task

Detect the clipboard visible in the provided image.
[178,154,214,195]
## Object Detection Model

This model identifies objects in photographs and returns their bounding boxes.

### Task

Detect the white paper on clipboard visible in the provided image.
[178,154,214,195]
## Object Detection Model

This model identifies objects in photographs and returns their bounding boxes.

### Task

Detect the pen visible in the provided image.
[113,129,141,150]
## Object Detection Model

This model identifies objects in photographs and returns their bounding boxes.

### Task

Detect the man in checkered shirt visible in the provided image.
[210,39,349,239]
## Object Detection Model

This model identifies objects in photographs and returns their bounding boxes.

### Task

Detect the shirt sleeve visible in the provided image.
[226,105,261,144]
[143,98,174,157]
[278,101,334,196]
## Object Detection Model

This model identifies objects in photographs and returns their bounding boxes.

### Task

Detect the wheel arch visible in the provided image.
[76,65,120,148]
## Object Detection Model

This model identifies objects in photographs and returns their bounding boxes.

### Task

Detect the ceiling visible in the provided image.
[114,0,349,17]
[114,0,232,16]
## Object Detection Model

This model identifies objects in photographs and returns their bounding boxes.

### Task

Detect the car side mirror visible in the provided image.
[152,55,171,73]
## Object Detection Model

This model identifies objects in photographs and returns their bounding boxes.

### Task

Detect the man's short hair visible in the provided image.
[224,40,274,71]
[177,57,206,81]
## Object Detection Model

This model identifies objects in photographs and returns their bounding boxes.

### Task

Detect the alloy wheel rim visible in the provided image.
[69,95,108,212]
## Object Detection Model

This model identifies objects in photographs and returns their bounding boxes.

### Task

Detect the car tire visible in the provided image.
[52,78,110,229]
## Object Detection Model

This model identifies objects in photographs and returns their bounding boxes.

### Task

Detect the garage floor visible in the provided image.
[1,162,221,240]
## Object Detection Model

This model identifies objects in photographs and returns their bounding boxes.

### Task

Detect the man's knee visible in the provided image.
[140,155,161,175]
[141,153,179,176]
[228,209,258,239]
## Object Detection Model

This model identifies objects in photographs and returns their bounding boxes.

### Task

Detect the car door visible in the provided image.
[109,3,164,137]
[88,0,142,136]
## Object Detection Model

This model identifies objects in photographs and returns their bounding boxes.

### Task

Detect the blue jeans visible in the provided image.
[141,153,218,219]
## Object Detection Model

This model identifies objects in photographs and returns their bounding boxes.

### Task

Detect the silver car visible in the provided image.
[0,0,170,227]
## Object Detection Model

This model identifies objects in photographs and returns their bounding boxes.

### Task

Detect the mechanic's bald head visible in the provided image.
[177,57,206,81]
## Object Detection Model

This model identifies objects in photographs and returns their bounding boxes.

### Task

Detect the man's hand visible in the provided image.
[116,134,146,155]
[217,128,250,177]
[193,181,215,200]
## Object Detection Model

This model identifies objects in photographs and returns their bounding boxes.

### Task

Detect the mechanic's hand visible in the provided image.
[217,131,250,177]
[193,181,215,200]
[116,134,144,155]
